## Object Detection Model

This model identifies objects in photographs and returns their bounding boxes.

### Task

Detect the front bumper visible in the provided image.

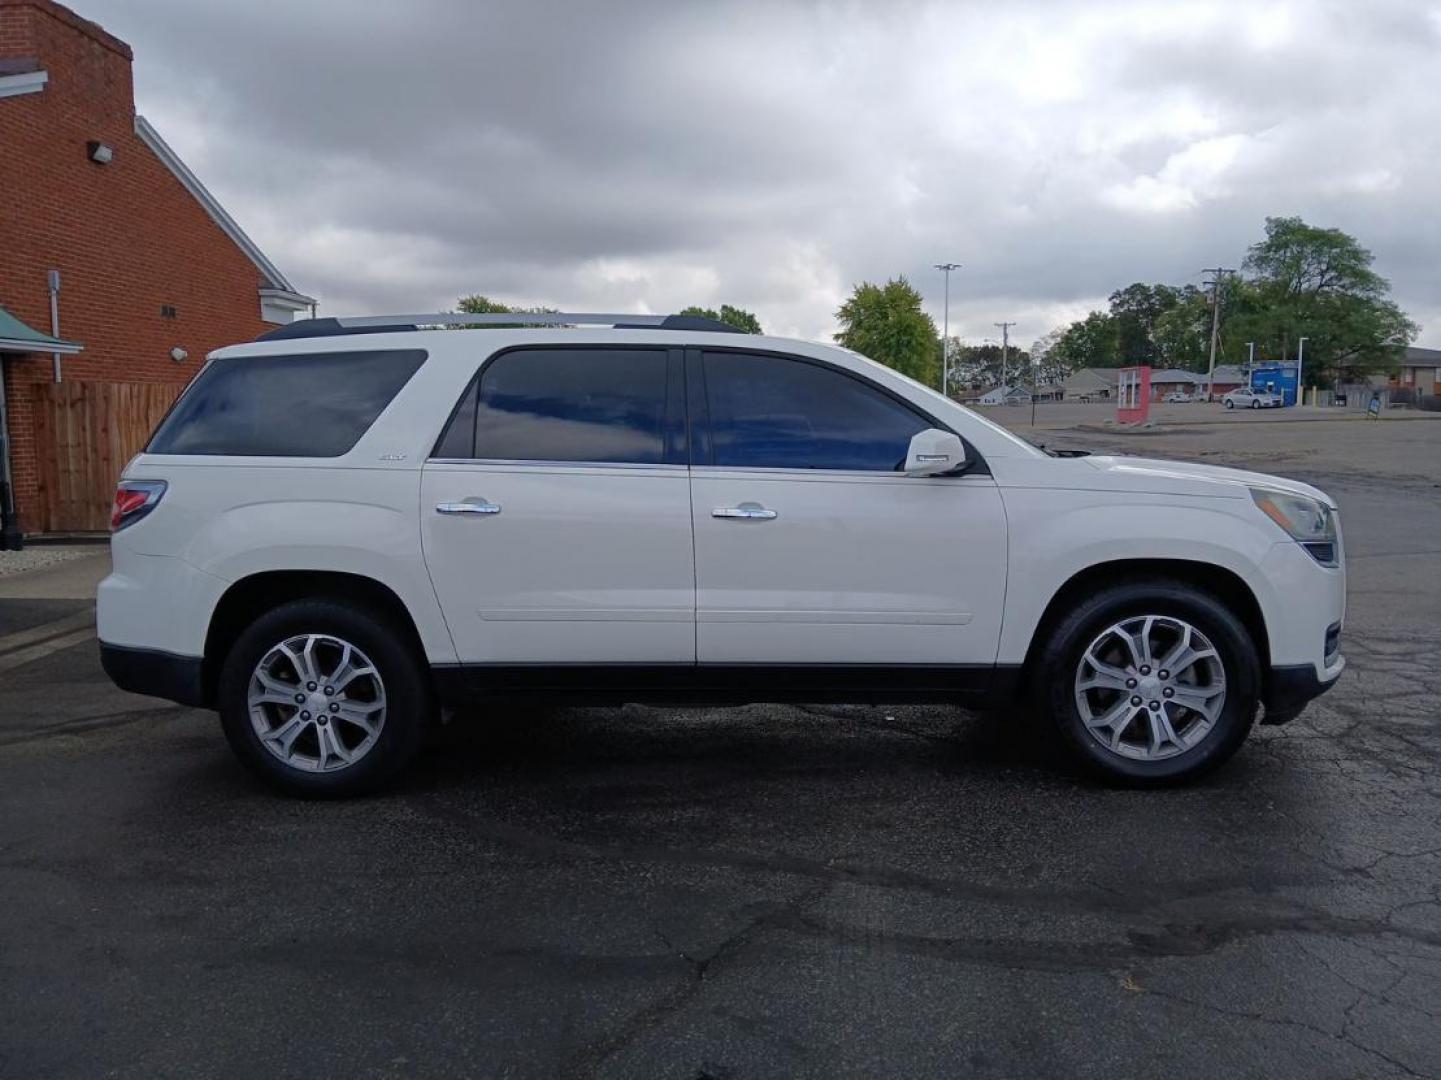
[100,641,208,708]
[1261,657,1344,724]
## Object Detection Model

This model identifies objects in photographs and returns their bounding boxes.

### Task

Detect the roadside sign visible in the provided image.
[1117,366,1152,425]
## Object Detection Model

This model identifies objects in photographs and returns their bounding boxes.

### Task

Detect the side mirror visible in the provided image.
[904,428,968,476]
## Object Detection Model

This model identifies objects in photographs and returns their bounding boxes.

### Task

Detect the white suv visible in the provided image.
[98,313,1345,795]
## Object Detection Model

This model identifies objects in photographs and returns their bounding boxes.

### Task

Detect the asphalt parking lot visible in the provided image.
[2,413,1439,1079]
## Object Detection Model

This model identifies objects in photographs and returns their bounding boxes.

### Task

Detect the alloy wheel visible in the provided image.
[1074,615,1227,761]
[247,634,386,772]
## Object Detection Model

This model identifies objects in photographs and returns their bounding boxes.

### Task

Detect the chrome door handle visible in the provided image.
[713,504,777,521]
[436,499,501,515]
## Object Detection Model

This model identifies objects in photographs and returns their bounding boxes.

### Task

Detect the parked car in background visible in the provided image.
[1223,387,1283,409]
[1163,391,1195,403]
[98,313,1346,796]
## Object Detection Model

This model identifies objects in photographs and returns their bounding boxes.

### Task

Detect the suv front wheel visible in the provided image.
[1037,580,1261,785]
[218,599,430,797]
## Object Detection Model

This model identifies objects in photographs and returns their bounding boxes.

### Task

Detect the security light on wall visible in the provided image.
[169,347,187,363]
[87,140,113,164]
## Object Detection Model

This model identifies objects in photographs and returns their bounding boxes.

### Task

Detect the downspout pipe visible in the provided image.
[0,355,21,550]
[49,269,62,384]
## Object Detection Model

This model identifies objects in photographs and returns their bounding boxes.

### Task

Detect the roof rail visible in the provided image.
[255,312,745,342]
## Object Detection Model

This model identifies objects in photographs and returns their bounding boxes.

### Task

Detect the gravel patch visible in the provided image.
[0,546,101,579]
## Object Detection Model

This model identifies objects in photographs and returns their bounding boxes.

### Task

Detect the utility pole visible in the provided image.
[1202,267,1235,401]
[994,321,1016,388]
[935,263,960,395]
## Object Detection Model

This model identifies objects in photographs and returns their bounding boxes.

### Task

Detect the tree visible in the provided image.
[1049,311,1119,371]
[1108,283,1185,365]
[454,294,515,315]
[947,342,1031,391]
[1029,329,1072,386]
[452,295,559,327]
[1149,286,1211,371]
[1234,216,1416,384]
[678,304,763,333]
[834,277,939,386]
[1041,217,1416,386]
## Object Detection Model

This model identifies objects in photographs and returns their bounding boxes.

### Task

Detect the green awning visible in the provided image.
[0,304,82,354]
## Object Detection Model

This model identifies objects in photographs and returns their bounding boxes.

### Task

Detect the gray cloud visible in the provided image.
[84,0,1441,349]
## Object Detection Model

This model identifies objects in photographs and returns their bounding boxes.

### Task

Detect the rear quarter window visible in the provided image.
[148,349,426,457]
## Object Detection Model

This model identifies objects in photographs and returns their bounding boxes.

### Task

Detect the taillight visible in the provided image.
[111,480,167,532]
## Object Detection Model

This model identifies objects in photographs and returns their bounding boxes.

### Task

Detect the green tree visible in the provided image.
[1029,329,1073,385]
[455,294,514,315]
[1149,286,1212,370]
[1233,216,1416,384]
[1049,311,1119,371]
[451,294,560,330]
[1107,283,1186,365]
[949,342,1031,391]
[834,277,939,386]
[678,304,763,333]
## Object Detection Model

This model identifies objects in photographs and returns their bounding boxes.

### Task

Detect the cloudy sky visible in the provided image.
[86,0,1441,349]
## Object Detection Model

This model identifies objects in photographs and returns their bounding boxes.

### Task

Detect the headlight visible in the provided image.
[1250,488,1338,566]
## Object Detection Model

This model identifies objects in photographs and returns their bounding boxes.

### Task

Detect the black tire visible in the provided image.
[1036,579,1260,786]
[1250,399,1260,409]
[218,598,431,797]
[1225,400,1235,409]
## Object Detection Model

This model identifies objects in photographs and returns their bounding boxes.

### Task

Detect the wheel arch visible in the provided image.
[202,571,429,706]
[1017,558,1271,689]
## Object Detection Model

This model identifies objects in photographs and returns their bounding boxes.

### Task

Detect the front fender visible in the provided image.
[996,489,1282,665]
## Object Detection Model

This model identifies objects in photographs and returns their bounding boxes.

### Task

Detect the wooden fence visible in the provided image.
[31,380,184,533]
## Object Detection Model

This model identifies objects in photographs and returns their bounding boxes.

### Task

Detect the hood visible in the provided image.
[1079,455,1336,507]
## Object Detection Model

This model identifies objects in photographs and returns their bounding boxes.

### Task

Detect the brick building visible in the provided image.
[0,0,310,541]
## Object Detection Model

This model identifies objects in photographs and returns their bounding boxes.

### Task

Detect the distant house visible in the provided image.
[1390,346,1441,396]
[1147,369,1202,400]
[975,384,1029,406]
[1204,365,1247,396]
[1031,383,1064,402]
[1063,367,1121,401]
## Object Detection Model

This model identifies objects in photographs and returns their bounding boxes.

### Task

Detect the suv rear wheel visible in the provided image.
[218,599,430,797]
[1036,579,1260,785]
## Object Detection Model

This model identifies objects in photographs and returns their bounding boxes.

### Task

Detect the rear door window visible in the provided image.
[433,347,682,465]
[148,349,426,456]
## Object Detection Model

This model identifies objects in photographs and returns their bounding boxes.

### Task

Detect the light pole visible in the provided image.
[1296,336,1309,407]
[935,263,960,395]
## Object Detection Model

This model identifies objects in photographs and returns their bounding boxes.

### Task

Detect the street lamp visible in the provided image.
[1297,337,1309,407]
[934,262,960,395]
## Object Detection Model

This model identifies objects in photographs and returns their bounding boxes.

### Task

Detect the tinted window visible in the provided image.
[440,348,671,464]
[703,351,929,470]
[148,349,425,457]
[433,379,478,459]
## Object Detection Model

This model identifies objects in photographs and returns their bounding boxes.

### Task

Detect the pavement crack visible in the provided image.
[1134,984,1427,1078]
[562,880,831,1077]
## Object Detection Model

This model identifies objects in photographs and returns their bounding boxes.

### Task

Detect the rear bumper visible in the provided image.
[1261,657,1343,724]
[99,641,208,708]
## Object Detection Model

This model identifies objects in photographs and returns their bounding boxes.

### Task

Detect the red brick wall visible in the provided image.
[0,0,276,532]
